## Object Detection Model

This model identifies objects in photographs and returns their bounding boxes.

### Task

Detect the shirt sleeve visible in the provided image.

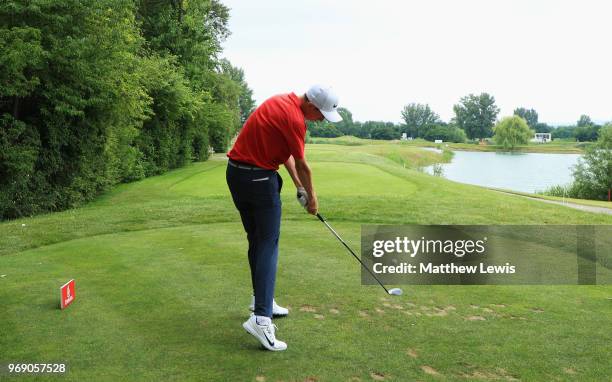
[283,116,306,159]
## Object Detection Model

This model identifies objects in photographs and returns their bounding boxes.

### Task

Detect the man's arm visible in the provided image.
[291,157,318,215]
[283,156,303,188]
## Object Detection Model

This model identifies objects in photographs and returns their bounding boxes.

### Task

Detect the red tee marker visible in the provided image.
[60,279,75,309]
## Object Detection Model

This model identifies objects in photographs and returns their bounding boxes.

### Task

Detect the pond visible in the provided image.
[424,150,582,194]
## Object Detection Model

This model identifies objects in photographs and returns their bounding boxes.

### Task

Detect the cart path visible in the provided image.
[493,190,612,215]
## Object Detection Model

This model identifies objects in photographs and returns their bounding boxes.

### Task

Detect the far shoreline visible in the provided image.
[309,136,588,154]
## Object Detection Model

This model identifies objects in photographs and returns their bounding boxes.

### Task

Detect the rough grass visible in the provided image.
[1,144,610,381]
[441,140,588,153]
[312,136,589,153]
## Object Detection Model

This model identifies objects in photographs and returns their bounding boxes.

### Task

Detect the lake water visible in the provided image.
[424,150,582,193]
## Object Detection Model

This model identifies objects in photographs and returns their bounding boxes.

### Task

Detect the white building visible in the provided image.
[531,133,552,143]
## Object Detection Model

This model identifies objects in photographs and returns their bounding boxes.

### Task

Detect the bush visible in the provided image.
[539,184,578,198]
[371,125,400,140]
[0,1,150,218]
[571,124,612,200]
[542,124,612,200]
[423,125,467,143]
[192,127,211,162]
[574,125,599,142]
[206,102,236,153]
[0,115,41,218]
[0,0,252,220]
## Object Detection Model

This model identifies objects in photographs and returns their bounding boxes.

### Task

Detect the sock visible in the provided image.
[255,315,271,326]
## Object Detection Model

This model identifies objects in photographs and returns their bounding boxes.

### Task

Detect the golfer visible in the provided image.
[226,84,342,351]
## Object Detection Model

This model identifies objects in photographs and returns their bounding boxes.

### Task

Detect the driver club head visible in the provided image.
[388,288,403,296]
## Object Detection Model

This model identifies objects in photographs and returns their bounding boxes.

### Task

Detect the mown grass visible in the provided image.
[1,144,610,381]
[305,141,451,170]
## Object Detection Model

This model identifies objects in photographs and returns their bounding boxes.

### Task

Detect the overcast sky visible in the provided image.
[221,0,611,126]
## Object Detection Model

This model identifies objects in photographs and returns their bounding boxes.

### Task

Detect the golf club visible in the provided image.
[316,213,403,296]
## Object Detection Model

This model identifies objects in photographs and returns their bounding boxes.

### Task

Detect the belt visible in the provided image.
[228,159,268,171]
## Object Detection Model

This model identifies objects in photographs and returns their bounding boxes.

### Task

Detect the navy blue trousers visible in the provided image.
[226,163,283,318]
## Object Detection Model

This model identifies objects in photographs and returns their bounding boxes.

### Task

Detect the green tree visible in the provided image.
[575,125,600,142]
[577,114,594,127]
[351,121,369,138]
[0,0,149,219]
[0,0,252,220]
[423,124,467,143]
[571,124,612,200]
[400,103,440,138]
[307,120,342,138]
[334,107,354,135]
[0,27,46,108]
[513,107,538,129]
[493,116,533,150]
[219,59,255,124]
[204,101,236,152]
[0,24,46,217]
[137,0,240,153]
[137,0,229,87]
[135,55,201,175]
[551,125,576,140]
[533,122,551,133]
[574,115,600,142]
[453,93,500,140]
[370,124,399,140]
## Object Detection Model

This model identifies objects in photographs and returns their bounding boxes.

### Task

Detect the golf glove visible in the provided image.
[296,187,308,208]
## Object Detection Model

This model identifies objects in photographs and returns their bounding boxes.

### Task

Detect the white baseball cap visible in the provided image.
[306,84,342,123]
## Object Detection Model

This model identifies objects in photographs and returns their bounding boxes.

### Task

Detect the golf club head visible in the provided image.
[388,288,403,296]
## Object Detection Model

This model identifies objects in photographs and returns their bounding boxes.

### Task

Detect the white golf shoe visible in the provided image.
[242,314,287,351]
[249,296,289,317]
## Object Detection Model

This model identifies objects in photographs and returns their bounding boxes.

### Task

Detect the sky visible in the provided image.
[221,0,611,126]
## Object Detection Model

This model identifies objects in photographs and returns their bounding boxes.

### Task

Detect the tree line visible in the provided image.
[0,0,255,220]
[309,92,608,144]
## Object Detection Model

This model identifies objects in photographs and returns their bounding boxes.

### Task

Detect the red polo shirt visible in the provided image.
[228,92,306,170]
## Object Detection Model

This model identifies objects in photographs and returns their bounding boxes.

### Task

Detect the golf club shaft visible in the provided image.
[316,213,390,294]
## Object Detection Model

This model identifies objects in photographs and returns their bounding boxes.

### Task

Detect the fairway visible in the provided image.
[1,144,611,381]
[170,161,418,198]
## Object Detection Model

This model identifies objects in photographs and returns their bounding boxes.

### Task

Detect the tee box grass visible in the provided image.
[1,143,610,381]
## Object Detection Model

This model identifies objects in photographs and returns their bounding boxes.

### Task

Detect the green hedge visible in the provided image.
[0,0,249,220]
